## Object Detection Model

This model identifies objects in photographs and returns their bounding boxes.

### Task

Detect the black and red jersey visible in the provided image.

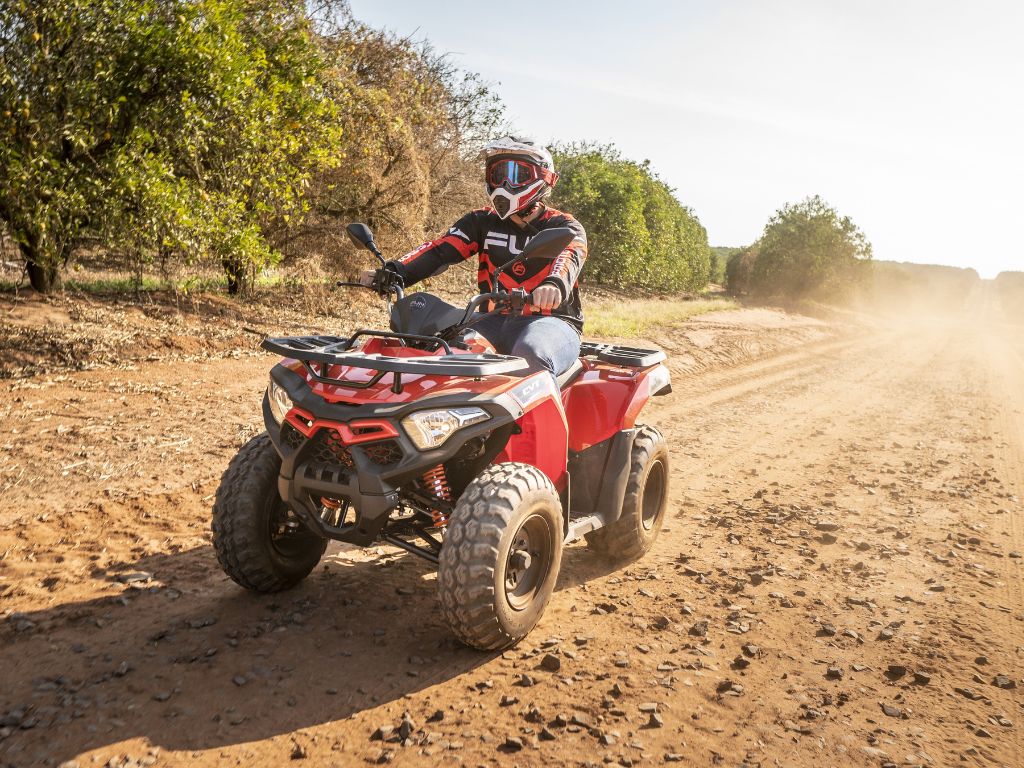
[388,206,588,332]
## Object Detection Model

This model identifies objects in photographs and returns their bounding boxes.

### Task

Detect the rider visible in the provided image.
[361,136,587,378]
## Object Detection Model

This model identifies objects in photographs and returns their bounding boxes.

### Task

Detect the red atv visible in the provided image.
[212,223,672,650]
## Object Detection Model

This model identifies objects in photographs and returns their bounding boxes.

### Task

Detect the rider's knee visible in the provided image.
[510,340,555,375]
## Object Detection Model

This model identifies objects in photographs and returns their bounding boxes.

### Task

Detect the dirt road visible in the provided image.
[1,298,1021,767]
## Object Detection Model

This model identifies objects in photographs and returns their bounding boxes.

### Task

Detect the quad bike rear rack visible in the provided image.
[579,341,666,367]
[262,331,529,393]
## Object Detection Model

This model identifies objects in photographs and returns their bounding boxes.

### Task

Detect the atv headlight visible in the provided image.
[401,407,489,451]
[268,377,293,425]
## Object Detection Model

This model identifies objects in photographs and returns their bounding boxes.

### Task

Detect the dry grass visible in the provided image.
[0,268,736,379]
[585,296,735,337]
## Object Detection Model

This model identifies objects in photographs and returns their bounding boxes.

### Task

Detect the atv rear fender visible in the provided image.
[562,361,670,452]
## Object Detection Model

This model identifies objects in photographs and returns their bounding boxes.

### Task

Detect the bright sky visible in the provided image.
[350,1,1023,279]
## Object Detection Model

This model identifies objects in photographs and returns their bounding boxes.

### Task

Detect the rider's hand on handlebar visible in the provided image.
[531,284,562,311]
[358,269,377,288]
[357,266,404,297]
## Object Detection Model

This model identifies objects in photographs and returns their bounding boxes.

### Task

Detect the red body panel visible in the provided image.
[561,360,658,452]
[285,407,399,444]
[495,373,568,490]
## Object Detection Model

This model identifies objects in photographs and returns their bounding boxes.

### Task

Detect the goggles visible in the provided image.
[486,159,557,189]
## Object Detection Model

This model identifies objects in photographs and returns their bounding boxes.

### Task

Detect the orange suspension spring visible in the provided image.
[421,464,452,527]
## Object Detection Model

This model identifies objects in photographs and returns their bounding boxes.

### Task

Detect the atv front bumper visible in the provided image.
[265,365,520,546]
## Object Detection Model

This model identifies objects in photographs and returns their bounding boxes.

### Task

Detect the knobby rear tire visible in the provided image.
[585,425,669,562]
[212,433,327,593]
[438,462,563,651]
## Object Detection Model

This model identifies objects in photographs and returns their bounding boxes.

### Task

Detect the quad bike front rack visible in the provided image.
[262,332,530,393]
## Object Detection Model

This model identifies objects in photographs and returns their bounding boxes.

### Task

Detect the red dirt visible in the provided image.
[1,287,1021,767]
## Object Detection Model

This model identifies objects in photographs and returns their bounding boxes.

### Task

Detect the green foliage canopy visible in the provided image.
[709,246,740,285]
[1,1,714,299]
[550,144,709,293]
[725,245,759,295]
[0,0,342,292]
[748,195,872,298]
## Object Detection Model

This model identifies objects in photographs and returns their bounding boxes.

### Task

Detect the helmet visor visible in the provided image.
[487,159,540,189]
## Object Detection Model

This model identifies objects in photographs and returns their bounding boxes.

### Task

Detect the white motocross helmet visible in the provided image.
[480,136,559,220]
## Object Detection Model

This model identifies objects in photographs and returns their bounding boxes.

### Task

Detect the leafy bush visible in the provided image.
[748,195,872,299]
[725,245,759,295]
[550,144,709,293]
[709,247,740,285]
[280,20,504,274]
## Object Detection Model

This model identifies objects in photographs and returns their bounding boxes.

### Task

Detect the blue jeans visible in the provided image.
[469,314,581,377]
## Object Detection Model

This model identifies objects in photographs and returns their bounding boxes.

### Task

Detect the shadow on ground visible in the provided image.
[0,540,619,765]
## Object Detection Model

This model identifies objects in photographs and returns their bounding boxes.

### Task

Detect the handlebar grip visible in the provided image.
[520,292,553,316]
[521,305,553,317]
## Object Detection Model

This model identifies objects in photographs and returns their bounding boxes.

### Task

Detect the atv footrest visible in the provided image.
[580,341,665,368]
[565,513,603,542]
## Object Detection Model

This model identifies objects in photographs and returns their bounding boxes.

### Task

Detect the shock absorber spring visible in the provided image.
[421,464,452,527]
[318,496,347,527]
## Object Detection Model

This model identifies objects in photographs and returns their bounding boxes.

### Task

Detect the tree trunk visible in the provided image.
[222,256,248,296]
[20,241,61,293]
[27,260,60,292]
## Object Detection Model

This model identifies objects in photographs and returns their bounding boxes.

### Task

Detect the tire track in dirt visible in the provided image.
[654,329,935,495]
[660,334,878,416]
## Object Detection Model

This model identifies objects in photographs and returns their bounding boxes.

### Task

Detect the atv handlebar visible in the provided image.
[338,220,553,336]
[340,279,538,327]
[459,289,536,326]
[342,221,576,317]
[336,272,405,300]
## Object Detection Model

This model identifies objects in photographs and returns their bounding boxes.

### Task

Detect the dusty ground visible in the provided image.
[0,287,1021,768]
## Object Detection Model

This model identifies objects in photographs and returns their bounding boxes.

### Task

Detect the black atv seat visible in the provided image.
[556,359,585,390]
[390,293,465,337]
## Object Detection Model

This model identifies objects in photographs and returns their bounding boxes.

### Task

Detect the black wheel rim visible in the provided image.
[641,459,666,530]
[504,512,553,611]
[268,498,317,559]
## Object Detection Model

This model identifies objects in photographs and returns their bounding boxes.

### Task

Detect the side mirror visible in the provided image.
[346,222,377,251]
[492,227,577,285]
[519,226,576,261]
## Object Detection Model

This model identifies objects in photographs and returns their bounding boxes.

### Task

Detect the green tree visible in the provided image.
[725,245,759,295]
[550,144,709,292]
[710,246,741,285]
[0,0,342,293]
[0,0,170,291]
[178,0,343,294]
[750,195,872,298]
